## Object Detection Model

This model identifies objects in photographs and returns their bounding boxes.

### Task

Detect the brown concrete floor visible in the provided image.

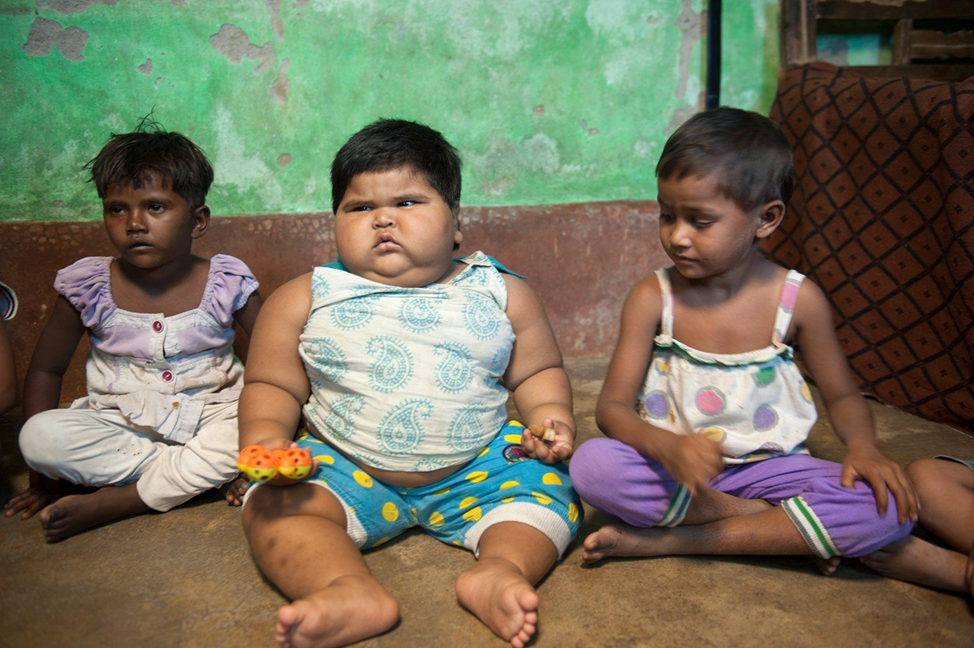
[1,357,972,648]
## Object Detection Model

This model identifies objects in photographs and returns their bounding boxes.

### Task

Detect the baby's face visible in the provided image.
[335,166,462,287]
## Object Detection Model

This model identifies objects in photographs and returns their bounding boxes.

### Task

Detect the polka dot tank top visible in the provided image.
[637,268,818,464]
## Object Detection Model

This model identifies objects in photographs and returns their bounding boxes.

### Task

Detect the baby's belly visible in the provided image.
[308,423,467,487]
[356,460,465,488]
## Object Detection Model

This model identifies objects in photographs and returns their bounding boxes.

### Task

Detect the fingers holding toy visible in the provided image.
[237,444,315,485]
[522,419,574,463]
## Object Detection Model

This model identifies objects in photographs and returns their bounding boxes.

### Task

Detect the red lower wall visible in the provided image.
[0,201,665,402]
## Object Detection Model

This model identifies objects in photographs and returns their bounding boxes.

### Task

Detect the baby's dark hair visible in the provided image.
[655,107,794,211]
[86,117,214,210]
[331,119,462,215]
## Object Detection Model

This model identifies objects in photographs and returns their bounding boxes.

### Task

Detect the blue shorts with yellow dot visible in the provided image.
[293,421,581,557]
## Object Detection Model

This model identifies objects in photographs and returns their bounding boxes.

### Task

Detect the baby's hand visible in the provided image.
[659,433,724,494]
[521,418,574,464]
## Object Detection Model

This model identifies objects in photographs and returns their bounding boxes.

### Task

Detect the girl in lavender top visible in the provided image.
[4,124,262,542]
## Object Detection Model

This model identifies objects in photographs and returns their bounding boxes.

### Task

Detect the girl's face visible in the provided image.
[102,174,208,270]
[335,166,462,287]
[657,173,778,281]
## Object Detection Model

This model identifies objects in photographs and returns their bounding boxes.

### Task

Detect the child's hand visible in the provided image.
[521,418,574,464]
[659,434,724,495]
[841,448,919,524]
[3,486,57,520]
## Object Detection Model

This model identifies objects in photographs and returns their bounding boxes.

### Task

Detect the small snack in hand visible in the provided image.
[528,423,556,443]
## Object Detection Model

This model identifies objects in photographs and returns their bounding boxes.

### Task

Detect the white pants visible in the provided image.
[19,401,239,512]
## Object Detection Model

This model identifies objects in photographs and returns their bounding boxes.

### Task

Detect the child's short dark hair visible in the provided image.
[655,107,794,211]
[331,119,461,215]
[86,119,214,210]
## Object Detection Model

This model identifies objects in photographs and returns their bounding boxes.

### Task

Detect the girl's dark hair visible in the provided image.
[331,119,461,215]
[656,107,794,211]
[86,116,213,210]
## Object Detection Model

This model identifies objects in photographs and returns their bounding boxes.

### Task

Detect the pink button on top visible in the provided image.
[152,321,164,333]
[161,370,174,383]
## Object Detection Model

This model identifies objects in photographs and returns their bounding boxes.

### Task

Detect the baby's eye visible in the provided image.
[397,200,417,208]
[350,205,372,212]
[148,203,164,213]
[658,212,674,222]
[692,220,713,229]
[107,205,125,215]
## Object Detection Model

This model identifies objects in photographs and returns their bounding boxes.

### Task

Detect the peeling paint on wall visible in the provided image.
[272,59,290,104]
[209,24,274,73]
[23,18,88,61]
[2,0,781,222]
[267,0,284,41]
[42,0,116,14]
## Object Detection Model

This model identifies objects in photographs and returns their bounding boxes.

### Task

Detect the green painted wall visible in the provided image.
[0,0,779,222]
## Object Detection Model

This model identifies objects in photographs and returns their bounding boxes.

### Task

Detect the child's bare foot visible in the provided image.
[813,556,841,575]
[860,535,969,592]
[580,524,673,564]
[455,558,539,648]
[220,474,249,506]
[38,484,149,543]
[275,574,398,648]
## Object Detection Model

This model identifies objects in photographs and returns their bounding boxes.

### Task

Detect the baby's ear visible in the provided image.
[755,200,785,239]
[192,205,211,239]
[453,209,463,250]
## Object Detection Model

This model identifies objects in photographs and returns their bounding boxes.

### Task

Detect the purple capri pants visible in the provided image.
[569,438,913,558]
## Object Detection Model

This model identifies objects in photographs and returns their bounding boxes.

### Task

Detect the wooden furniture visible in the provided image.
[781,0,974,80]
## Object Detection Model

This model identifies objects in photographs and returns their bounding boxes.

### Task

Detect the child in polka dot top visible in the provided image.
[238,119,580,648]
[569,107,918,572]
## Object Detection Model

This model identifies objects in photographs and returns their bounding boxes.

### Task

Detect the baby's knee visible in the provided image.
[18,411,74,474]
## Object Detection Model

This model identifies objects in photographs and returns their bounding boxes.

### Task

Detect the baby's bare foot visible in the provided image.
[580,524,672,564]
[220,474,249,506]
[860,536,968,592]
[455,559,539,648]
[275,574,398,648]
[39,485,147,543]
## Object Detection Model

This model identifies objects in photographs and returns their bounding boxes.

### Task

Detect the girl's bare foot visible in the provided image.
[455,559,539,648]
[275,574,398,648]
[860,535,968,592]
[38,484,149,543]
[220,474,249,506]
[813,556,841,575]
[580,524,672,564]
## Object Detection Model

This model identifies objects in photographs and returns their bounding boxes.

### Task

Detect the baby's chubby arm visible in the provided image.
[238,274,315,484]
[792,279,918,523]
[502,275,575,464]
[596,278,723,494]
[5,295,86,519]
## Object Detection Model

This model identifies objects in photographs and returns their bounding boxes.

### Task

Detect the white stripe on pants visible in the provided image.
[19,401,239,512]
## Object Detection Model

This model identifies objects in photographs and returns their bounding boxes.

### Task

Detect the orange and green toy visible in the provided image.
[237,445,313,482]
